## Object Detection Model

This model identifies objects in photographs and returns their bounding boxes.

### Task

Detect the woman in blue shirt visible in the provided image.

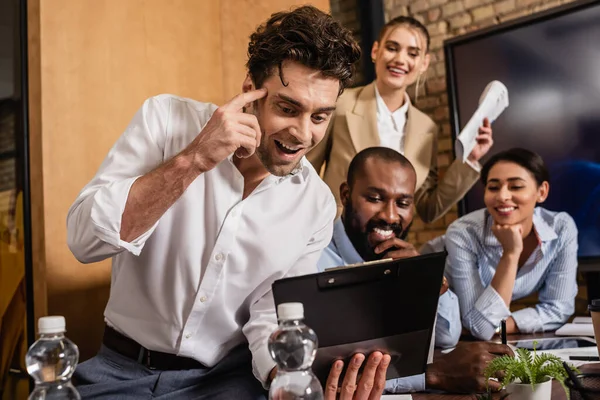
[445,148,578,340]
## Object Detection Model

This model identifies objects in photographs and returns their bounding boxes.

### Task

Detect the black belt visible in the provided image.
[102,324,205,371]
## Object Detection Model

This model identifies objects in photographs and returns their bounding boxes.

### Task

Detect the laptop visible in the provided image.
[272,251,446,383]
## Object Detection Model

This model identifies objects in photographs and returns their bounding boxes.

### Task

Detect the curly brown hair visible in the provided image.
[246,5,361,96]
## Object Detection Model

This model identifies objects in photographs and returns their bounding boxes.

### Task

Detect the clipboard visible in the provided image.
[272,251,446,383]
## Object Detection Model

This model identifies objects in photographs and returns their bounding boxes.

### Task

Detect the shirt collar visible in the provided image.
[374,84,410,120]
[226,154,306,184]
[331,217,365,265]
[483,207,558,247]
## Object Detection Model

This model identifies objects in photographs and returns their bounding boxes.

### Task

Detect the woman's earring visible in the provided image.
[372,58,376,63]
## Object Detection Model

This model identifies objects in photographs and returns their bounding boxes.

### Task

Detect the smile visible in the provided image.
[495,206,517,216]
[388,66,408,75]
[372,227,394,240]
[496,207,516,212]
[274,139,302,155]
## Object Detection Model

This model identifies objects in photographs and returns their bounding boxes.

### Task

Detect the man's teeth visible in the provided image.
[373,227,393,237]
[497,207,516,212]
[278,141,301,151]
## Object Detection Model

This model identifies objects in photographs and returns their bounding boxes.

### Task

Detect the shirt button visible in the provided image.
[200,296,207,303]
[215,253,224,261]
[185,332,192,339]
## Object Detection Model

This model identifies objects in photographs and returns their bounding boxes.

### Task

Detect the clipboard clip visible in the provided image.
[317,258,396,289]
[323,258,393,272]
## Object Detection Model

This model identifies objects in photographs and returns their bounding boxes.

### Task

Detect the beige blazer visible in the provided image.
[307,82,479,223]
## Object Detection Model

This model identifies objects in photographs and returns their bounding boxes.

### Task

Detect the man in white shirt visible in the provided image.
[67,6,367,399]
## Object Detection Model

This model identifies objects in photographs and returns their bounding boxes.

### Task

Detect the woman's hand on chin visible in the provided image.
[492,223,523,256]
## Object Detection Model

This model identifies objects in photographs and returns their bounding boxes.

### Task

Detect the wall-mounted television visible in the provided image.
[445,0,600,259]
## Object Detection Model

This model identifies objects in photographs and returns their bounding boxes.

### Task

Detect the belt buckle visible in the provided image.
[137,347,156,370]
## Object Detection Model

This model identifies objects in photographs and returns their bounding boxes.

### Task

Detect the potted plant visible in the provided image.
[483,343,578,400]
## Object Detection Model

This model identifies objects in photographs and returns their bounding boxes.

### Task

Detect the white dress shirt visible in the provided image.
[374,86,482,172]
[374,85,410,154]
[67,94,336,384]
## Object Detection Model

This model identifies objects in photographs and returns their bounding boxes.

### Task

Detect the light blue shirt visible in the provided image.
[445,207,578,341]
[317,218,462,394]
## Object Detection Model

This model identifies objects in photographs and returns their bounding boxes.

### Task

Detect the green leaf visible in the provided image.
[533,353,564,383]
[516,348,535,387]
[480,345,576,398]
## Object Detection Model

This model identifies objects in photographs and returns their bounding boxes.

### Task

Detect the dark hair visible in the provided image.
[377,16,430,52]
[481,148,550,186]
[347,147,415,188]
[246,6,361,96]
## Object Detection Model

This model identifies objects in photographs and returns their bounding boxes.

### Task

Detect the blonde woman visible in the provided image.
[308,16,493,222]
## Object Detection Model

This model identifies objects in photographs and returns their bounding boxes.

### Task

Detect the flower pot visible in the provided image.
[506,378,552,400]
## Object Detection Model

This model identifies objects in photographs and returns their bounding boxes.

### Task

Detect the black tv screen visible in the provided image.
[445,0,600,258]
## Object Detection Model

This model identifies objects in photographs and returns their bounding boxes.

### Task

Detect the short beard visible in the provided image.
[342,200,411,262]
[251,103,302,177]
[254,138,301,177]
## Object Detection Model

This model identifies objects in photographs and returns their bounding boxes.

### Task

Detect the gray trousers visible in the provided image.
[74,344,267,400]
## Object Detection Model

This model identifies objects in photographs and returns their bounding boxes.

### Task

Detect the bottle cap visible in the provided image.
[38,316,66,334]
[277,302,304,320]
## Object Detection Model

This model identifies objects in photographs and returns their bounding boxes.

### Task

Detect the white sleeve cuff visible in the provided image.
[511,307,544,333]
[474,285,512,326]
[90,175,158,255]
[384,373,426,393]
[465,158,482,173]
[465,286,512,339]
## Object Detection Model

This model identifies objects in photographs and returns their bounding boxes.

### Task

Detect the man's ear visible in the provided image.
[242,75,254,93]
[340,182,350,206]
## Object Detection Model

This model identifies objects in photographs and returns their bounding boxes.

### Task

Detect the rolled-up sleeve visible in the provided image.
[511,217,578,333]
[445,225,511,340]
[243,194,336,386]
[67,96,170,263]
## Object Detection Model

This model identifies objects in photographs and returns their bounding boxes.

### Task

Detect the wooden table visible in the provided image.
[408,334,600,400]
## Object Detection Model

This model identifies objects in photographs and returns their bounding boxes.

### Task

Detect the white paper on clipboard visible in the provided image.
[455,81,509,162]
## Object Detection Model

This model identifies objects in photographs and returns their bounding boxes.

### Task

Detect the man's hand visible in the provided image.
[467,118,493,163]
[492,223,523,256]
[183,88,267,173]
[425,342,514,393]
[324,352,391,400]
[374,238,419,260]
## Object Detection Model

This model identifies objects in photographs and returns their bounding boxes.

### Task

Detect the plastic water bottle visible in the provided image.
[25,316,81,399]
[268,302,323,400]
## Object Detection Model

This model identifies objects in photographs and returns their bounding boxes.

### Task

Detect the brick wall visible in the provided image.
[383,0,576,249]
[330,0,576,248]
[330,0,588,315]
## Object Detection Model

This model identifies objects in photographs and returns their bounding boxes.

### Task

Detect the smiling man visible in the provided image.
[317,147,463,393]
[66,6,361,400]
